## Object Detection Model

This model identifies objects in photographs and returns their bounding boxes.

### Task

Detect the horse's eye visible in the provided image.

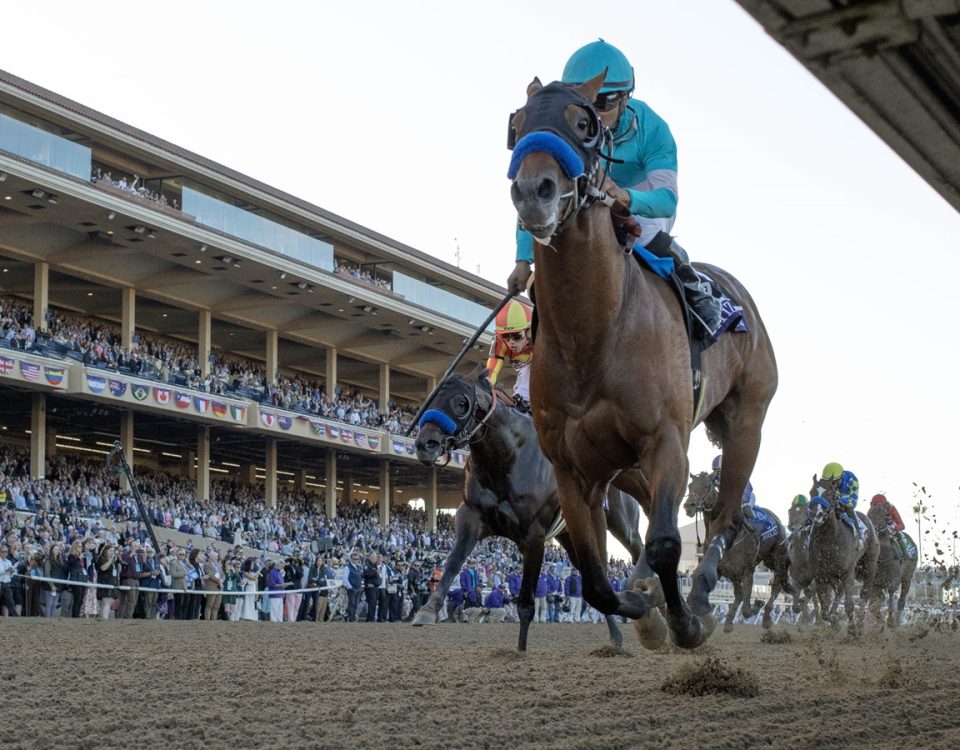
[576,117,589,131]
[451,395,470,418]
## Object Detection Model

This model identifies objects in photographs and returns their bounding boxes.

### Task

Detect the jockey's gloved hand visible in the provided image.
[507,261,532,294]
[600,178,631,212]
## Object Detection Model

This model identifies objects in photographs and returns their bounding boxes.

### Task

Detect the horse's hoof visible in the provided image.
[762,614,773,630]
[629,576,666,608]
[609,627,624,650]
[411,610,435,627]
[633,608,667,650]
[723,621,735,634]
[668,610,714,649]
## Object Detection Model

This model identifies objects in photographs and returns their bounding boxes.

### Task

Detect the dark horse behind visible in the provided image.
[865,503,917,627]
[684,472,791,632]
[412,365,647,651]
[508,73,778,647]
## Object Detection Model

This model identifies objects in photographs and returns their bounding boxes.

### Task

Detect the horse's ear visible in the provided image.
[690,472,696,480]
[526,77,543,97]
[574,70,607,105]
[469,361,489,383]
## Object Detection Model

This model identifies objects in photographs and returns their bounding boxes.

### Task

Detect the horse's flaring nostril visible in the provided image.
[510,182,524,206]
[537,178,556,202]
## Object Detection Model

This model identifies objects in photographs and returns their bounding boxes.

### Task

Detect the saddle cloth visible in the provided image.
[752,507,779,544]
[632,245,748,342]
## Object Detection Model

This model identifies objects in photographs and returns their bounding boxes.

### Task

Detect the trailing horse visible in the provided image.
[807,475,879,635]
[508,73,778,648]
[412,366,647,651]
[683,472,791,631]
[865,503,917,627]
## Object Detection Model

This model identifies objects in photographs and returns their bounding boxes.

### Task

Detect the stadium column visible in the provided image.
[197,427,210,502]
[121,288,135,350]
[30,393,46,479]
[325,450,337,518]
[379,363,390,412]
[266,330,278,387]
[45,424,57,459]
[265,439,278,508]
[427,467,438,533]
[119,411,134,490]
[33,262,48,332]
[295,468,307,491]
[379,460,391,527]
[198,310,212,378]
[326,347,337,396]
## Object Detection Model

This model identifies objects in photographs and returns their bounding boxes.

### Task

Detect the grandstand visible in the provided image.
[0,68,510,530]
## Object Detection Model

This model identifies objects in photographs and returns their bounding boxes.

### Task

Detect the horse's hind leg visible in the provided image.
[558,530,623,649]
[725,578,743,634]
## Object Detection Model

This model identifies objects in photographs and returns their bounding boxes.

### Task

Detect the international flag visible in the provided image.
[297,416,322,434]
[131,383,148,401]
[355,433,368,449]
[392,440,404,455]
[405,442,416,456]
[326,425,339,440]
[230,405,245,422]
[44,366,65,386]
[0,356,14,375]
[368,436,381,451]
[19,361,41,381]
[109,379,127,398]
[261,412,276,428]
[278,415,293,431]
[454,452,466,465]
[211,401,227,417]
[174,392,191,409]
[86,374,107,394]
[340,429,353,444]
[194,396,209,414]
[153,387,171,405]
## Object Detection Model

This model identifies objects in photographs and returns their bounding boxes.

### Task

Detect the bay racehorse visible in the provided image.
[508,73,778,647]
[865,503,917,627]
[412,366,647,651]
[683,472,791,631]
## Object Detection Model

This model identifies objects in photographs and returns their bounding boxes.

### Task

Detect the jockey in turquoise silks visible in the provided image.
[506,39,722,334]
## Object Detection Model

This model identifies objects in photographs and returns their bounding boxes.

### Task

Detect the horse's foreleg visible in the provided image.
[516,536,546,652]
[554,472,633,615]
[412,503,484,626]
[606,488,645,565]
[740,569,757,619]
[725,578,743,634]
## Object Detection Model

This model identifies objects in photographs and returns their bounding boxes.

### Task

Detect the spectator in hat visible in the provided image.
[483,583,508,623]
[342,551,363,622]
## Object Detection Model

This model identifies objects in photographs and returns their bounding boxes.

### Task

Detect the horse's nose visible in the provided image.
[511,175,557,209]
[415,436,441,464]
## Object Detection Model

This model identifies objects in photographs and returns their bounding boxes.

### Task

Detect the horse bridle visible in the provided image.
[507,82,618,239]
[418,379,500,457]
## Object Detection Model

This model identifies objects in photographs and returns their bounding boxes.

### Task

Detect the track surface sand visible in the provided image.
[1,619,958,749]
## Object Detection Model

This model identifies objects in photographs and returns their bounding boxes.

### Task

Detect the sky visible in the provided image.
[2,1,958,563]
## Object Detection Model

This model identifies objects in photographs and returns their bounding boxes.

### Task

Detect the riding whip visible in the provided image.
[404,289,517,436]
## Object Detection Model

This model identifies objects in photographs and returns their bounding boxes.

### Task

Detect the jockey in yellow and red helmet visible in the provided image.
[486,298,533,407]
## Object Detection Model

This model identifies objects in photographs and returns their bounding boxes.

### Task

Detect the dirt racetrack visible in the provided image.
[1,619,958,750]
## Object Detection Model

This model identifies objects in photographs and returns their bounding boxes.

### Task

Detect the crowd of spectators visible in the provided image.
[0,445,629,624]
[1,295,419,435]
[334,260,392,291]
[91,167,179,211]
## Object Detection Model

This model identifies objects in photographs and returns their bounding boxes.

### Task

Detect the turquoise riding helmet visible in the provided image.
[562,39,635,94]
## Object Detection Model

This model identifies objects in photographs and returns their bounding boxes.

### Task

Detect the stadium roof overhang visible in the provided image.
[0,160,490,401]
[736,0,960,212]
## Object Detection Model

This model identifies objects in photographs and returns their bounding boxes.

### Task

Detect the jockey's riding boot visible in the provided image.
[741,504,762,536]
[894,532,907,561]
[512,394,531,413]
[843,503,860,532]
[647,232,723,335]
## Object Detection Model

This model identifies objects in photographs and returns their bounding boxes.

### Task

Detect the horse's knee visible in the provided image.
[646,535,681,572]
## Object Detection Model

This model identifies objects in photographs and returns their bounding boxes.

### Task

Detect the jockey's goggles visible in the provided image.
[502,330,528,341]
[594,90,629,112]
